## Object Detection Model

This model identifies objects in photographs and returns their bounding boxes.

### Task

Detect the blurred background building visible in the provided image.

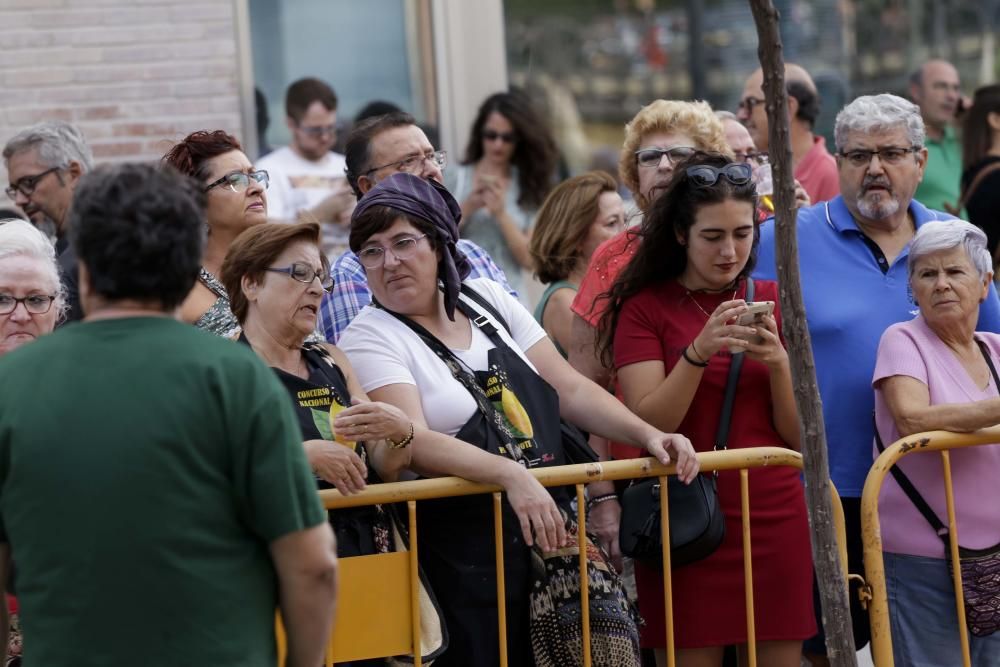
[1,0,998,212]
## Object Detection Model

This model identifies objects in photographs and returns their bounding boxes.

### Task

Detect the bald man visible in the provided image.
[736,64,839,203]
[910,59,964,212]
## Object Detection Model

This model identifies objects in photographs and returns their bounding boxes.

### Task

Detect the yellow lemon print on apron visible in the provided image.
[328,401,356,448]
[501,389,534,439]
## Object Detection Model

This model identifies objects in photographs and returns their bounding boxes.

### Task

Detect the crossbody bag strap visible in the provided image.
[957,161,1000,213]
[714,277,754,451]
[374,294,524,462]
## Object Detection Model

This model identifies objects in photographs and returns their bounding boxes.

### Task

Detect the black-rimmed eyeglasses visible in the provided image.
[685,163,754,187]
[838,146,920,168]
[5,166,62,199]
[635,146,697,169]
[264,263,334,292]
[0,294,57,315]
[364,151,447,177]
[204,170,270,193]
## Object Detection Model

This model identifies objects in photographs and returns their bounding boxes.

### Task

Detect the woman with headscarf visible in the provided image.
[338,172,699,667]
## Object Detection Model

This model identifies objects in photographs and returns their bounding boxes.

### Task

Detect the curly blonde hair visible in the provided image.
[619,100,730,211]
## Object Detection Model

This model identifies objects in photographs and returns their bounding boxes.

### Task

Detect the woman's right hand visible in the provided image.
[692,299,757,358]
[303,439,367,495]
[501,464,568,552]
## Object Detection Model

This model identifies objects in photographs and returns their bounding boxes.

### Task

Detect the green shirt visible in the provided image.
[915,125,962,213]
[0,317,325,667]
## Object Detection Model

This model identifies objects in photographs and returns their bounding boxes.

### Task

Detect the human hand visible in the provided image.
[502,465,568,552]
[692,299,757,358]
[588,498,623,571]
[793,180,811,208]
[643,431,700,484]
[742,314,789,370]
[304,181,355,224]
[304,439,367,494]
[481,178,508,218]
[332,397,412,444]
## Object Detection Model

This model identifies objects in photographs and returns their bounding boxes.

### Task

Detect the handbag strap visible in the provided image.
[873,338,1000,540]
[954,161,1000,214]
[713,277,754,451]
[374,287,525,462]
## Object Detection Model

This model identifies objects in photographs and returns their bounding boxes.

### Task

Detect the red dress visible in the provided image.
[614,278,815,648]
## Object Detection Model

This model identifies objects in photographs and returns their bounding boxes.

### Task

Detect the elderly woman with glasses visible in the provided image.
[873,219,1000,664]
[338,172,698,666]
[0,218,65,664]
[163,130,270,338]
[220,222,414,558]
[599,153,814,666]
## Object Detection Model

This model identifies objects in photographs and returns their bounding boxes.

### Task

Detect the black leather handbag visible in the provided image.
[618,278,754,569]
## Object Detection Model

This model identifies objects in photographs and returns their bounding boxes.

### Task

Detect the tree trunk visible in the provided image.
[745,1,859,664]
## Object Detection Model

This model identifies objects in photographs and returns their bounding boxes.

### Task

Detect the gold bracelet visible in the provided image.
[386,422,414,450]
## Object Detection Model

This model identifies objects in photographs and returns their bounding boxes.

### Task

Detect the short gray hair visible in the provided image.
[834,94,925,153]
[714,110,738,122]
[0,218,66,315]
[2,121,94,172]
[908,219,993,281]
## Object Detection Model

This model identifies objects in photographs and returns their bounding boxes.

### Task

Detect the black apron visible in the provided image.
[380,286,569,667]
[238,335,389,559]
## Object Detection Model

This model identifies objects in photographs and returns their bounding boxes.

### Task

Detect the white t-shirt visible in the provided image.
[257,146,350,254]
[338,278,548,437]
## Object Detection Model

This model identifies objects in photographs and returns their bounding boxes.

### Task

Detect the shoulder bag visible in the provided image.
[874,338,1000,637]
[618,277,755,569]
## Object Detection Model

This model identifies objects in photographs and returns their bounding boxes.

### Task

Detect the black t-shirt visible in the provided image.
[962,156,1000,254]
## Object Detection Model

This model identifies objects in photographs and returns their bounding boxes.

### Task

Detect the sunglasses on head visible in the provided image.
[685,163,753,188]
[482,130,516,144]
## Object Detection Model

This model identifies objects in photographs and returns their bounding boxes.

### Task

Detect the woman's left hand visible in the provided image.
[644,431,700,484]
[332,397,412,444]
[793,180,811,208]
[481,179,508,218]
[741,315,789,369]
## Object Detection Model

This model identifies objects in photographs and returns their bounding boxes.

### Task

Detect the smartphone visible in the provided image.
[734,301,775,345]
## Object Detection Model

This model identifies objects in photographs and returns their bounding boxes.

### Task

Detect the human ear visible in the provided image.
[241,274,261,301]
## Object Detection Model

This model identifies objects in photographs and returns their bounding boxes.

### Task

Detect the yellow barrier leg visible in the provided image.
[408,500,422,667]
[741,469,756,667]
[659,475,675,667]
[577,484,592,667]
[493,492,508,667]
[941,451,972,667]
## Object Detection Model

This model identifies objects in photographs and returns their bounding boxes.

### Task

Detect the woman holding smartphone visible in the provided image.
[598,153,814,666]
[447,90,558,300]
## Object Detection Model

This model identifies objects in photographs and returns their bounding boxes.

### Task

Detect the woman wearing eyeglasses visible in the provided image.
[446,91,558,300]
[0,218,66,665]
[338,172,698,666]
[599,153,814,666]
[163,130,270,338]
[219,222,413,563]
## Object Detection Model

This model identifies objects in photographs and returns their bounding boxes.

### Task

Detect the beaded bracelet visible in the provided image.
[586,493,618,512]
[681,346,710,368]
[387,422,414,449]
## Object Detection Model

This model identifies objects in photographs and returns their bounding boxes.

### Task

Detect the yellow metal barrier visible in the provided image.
[277,446,847,665]
[861,427,1000,667]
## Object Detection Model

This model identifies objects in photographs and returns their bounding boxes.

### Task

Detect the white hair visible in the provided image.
[834,94,925,152]
[2,121,94,172]
[0,218,67,315]
[908,219,993,281]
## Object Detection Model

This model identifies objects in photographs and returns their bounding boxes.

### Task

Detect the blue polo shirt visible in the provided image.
[754,196,1000,496]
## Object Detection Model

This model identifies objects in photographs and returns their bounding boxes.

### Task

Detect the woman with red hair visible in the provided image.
[162,130,269,337]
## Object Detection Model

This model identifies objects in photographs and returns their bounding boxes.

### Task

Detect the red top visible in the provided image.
[795,135,840,204]
[570,230,641,326]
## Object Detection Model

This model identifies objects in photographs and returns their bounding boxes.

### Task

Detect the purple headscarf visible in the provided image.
[351,172,471,321]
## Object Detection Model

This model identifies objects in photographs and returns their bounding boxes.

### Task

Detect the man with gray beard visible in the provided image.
[752,93,1000,665]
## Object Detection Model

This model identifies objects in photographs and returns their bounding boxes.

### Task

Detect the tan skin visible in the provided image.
[878,246,996,434]
[737,65,820,169]
[359,217,699,552]
[616,199,801,667]
[179,150,268,329]
[239,239,412,494]
[459,111,534,269]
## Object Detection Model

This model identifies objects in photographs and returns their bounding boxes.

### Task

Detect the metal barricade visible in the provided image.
[861,427,1000,667]
[278,446,846,666]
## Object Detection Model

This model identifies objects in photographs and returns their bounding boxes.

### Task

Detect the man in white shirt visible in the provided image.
[257,77,354,256]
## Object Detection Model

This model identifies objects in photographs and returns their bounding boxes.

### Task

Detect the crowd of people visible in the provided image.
[0,56,998,667]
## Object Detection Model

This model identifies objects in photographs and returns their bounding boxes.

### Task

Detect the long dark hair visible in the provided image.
[962,84,1000,172]
[462,90,557,208]
[596,153,759,367]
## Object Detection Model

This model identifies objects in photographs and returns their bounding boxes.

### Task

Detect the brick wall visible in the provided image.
[0,0,246,209]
